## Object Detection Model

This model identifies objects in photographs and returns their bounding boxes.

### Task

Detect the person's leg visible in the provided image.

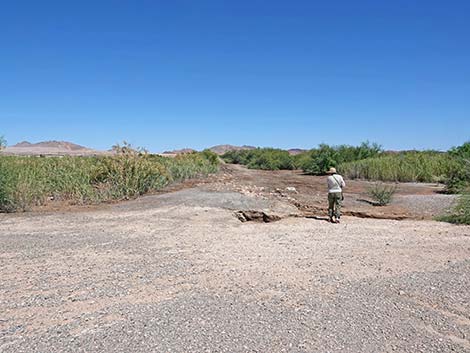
[328,193,335,222]
[335,192,342,222]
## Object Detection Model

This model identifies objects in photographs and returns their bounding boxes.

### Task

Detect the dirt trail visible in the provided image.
[1,165,469,352]
[197,164,456,220]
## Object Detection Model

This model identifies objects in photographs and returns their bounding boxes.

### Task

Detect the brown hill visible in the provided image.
[161,148,197,155]
[12,140,88,151]
[12,141,33,147]
[209,145,256,155]
[2,140,106,156]
[288,148,307,155]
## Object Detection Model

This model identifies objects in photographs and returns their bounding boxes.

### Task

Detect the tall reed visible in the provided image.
[0,152,219,212]
[339,152,456,183]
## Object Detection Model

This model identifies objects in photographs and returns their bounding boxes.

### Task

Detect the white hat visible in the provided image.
[327,167,337,174]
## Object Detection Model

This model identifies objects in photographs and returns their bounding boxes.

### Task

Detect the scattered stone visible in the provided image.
[235,210,282,223]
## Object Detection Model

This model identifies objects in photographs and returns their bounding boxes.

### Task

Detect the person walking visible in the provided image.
[326,167,345,223]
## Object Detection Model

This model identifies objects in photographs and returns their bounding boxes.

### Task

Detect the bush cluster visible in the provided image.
[222,141,470,196]
[339,151,456,183]
[437,192,470,225]
[445,142,470,193]
[367,182,397,206]
[295,142,382,174]
[0,152,219,212]
[222,142,381,173]
[222,148,295,170]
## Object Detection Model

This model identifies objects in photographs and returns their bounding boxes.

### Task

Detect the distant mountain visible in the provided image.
[208,144,256,155]
[12,140,88,151]
[161,148,197,155]
[287,148,307,155]
[2,140,105,156]
[13,141,33,147]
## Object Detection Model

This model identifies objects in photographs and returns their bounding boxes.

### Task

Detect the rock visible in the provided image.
[234,210,282,223]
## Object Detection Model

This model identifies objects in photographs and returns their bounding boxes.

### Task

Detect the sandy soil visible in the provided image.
[1,166,469,352]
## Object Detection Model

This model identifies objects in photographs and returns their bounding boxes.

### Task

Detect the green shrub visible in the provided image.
[444,159,470,193]
[160,152,219,181]
[295,144,340,174]
[449,141,470,159]
[222,148,294,170]
[201,149,220,166]
[222,142,382,172]
[437,192,470,225]
[296,142,382,174]
[221,150,245,164]
[444,142,470,193]
[367,182,397,206]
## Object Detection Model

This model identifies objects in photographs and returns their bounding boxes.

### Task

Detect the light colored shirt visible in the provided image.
[327,174,345,193]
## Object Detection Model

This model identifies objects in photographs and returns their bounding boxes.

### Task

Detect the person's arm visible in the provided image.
[340,176,346,188]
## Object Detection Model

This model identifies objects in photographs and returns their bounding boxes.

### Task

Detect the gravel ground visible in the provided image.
[1,187,469,352]
[393,194,457,218]
[113,189,300,218]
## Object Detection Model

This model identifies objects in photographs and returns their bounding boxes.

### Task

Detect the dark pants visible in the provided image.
[328,192,342,219]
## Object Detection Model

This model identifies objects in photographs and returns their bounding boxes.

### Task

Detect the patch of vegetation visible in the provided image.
[222,148,295,170]
[222,142,381,173]
[445,142,470,193]
[221,142,470,192]
[0,151,219,212]
[437,192,470,225]
[445,160,470,193]
[295,142,382,174]
[367,182,397,206]
[449,141,470,159]
[339,151,456,183]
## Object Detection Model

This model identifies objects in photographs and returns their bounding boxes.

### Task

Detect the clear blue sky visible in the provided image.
[1,1,469,152]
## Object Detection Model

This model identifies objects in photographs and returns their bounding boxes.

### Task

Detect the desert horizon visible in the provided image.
[0,138,464,157]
